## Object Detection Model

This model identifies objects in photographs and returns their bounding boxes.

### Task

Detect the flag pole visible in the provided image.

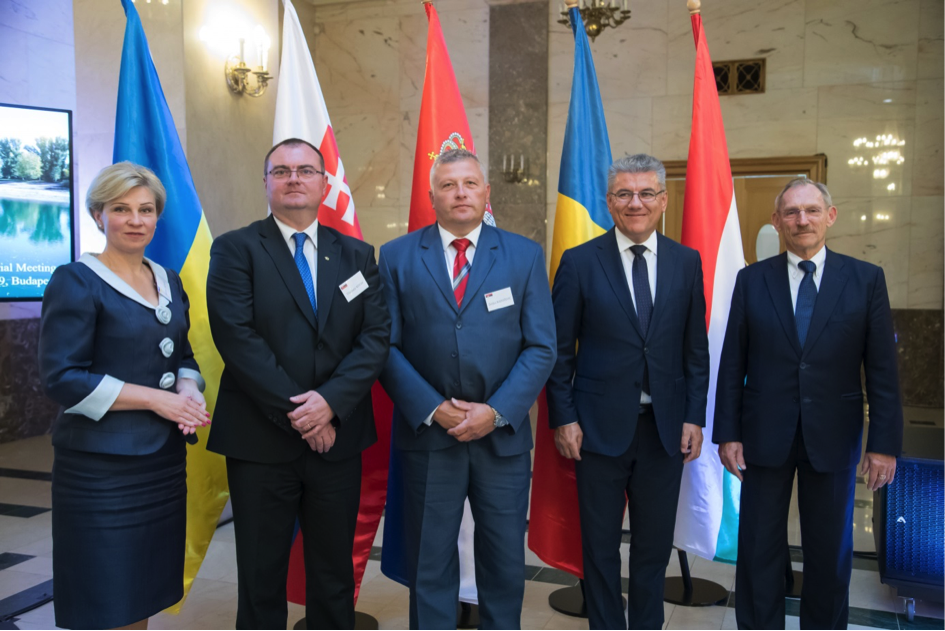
[662,0,731,608]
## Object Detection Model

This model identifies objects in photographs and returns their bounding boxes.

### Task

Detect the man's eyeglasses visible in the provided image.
[609,189,665,203]
[268,166,325,181]
[779,208,824,221]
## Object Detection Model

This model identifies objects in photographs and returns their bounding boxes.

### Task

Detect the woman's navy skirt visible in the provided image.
[52,436,186,629]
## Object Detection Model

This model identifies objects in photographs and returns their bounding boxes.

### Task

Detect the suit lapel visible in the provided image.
[802,249,847,355]
[316,224,342,334]
[259,216,317,331]
[596,229,643,338]
[762,252,801,356]
[649,233,677,341]
[419,224,459,314]
[458,225,498,315]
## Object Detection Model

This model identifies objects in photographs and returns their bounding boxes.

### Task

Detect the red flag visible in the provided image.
[380,2,485,603]
[407,1,490,232]
[674,9,744,561]
[275,0,393,606]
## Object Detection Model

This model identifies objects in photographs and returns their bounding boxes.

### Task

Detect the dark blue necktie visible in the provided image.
[630,245,653,394]
[293,232,317,316]
[795,260,817,347]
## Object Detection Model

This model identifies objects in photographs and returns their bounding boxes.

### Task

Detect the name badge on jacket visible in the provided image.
[485,287,514,312]
[340,271,368,302]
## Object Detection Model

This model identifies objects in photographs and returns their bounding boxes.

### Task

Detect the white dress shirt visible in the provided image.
[615,228,658,404]
[423,223,487,426]
[273,215,319,287]
[786,246,826,311]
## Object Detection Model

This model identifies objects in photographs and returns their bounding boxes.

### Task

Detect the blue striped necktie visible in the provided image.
[795,260,817,346]
[293,232,317,317]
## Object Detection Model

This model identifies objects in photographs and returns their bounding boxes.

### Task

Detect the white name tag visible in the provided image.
[339,271,369,302]
[485,287,514,312]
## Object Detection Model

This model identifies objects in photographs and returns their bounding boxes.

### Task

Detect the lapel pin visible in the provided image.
[325,256,329,260]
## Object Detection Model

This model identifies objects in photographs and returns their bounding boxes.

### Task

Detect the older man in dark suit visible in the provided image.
[713,177,903,629]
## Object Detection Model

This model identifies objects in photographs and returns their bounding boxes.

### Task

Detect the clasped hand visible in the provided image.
[435,398,496,442]
[155,379,209,436]
[289,390,336,453]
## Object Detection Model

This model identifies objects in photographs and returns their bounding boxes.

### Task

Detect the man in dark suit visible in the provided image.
[546,154,710,630]
[379,149,556,629]
[713,177,902,629]
[206,138,390,629]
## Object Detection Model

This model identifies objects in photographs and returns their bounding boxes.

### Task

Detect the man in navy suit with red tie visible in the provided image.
[379,149,556,629]
[713,178,903,629]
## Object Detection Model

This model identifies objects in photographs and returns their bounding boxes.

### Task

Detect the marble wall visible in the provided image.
[488,1,548,246]
[299,0,491,249]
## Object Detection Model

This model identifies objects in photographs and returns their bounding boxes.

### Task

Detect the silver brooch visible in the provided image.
[160,338,175,358]
[155,306,172,325]
[159,372,176,389]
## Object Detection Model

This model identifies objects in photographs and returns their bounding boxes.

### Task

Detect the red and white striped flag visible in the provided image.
[273,0,394,604]
[674,5,744,563]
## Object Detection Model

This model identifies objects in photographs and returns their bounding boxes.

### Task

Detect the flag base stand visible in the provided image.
[457,601,480,628]
[547,580,627,619]
[548,583,587,618]
[785,552,804,599]
[663,550,729,607]
[293,611,378,630]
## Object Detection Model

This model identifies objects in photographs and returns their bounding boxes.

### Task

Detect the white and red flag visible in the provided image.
[674,5,744,563]
[273,0,394,604]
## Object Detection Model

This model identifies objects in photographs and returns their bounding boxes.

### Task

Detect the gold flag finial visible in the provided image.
[687,0,701,14]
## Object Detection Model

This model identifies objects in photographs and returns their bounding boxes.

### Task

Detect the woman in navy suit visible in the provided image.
[39,162,209,630]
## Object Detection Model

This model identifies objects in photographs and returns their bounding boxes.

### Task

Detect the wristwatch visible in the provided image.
[490,406,509,428]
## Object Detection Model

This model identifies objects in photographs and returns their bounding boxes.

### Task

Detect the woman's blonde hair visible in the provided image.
[86,162,167,222]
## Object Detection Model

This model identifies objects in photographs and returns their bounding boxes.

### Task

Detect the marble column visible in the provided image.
[488,1,548,249]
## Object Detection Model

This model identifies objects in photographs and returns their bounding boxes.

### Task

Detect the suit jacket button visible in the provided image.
[159,372,176,389]
[799,362,808,369]
[453,381,459,388]
[802,397,811,404]
[451,351,458,358]
[456,320,462,329]
[159,337,174,358]
[643,347,648,354]
[317,342,325,350]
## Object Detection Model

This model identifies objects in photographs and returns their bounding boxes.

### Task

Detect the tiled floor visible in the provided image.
[0,411,942,630]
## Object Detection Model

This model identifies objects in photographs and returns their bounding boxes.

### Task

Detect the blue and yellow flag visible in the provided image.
[527,5,614,577]
[114,0,228,610]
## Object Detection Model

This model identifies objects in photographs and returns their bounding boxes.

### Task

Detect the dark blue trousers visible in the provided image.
[735,426,856,629]
[399,441,530,630]
[575,409,683,630]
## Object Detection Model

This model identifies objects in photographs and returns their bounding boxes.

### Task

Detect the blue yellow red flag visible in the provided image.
[527,5,613,578]
[114,0,229,610]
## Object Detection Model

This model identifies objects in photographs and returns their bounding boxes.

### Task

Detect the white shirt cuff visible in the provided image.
[64,375,124,421]
[423,408,436,426]
[177,368,206,393]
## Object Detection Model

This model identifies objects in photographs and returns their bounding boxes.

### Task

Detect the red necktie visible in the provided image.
[452,238,472,306]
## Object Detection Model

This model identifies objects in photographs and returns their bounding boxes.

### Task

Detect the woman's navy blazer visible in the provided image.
[39,254,204,456]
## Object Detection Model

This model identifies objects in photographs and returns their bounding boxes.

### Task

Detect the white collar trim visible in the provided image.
[78,253,171,310]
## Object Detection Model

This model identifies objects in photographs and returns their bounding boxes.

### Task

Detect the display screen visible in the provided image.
[0,103,75,301]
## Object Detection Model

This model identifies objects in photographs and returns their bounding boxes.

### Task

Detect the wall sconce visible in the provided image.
[502,154,527,184]
[200,23,272,97]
